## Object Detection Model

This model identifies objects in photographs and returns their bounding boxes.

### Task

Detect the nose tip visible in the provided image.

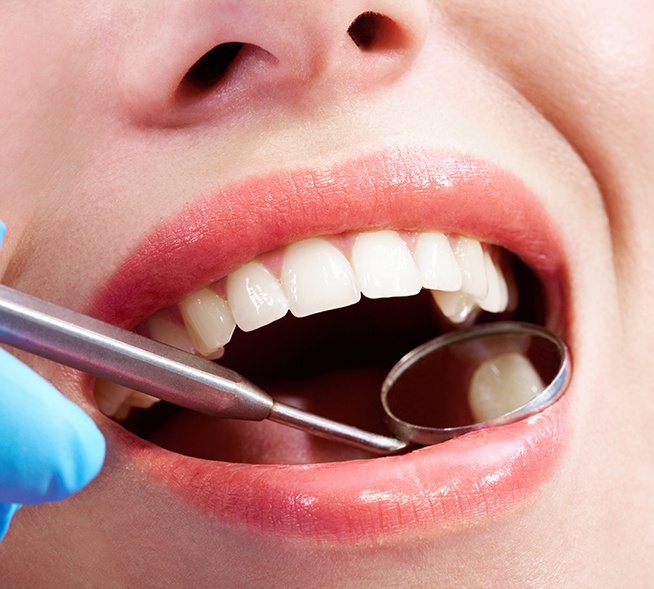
[118,1,430,125]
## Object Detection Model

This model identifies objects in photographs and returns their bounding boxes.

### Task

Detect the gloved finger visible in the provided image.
[0,503,21,542]
[0,347,106,504]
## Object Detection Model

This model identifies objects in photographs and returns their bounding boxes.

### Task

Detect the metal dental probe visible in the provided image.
[0,285,409,455]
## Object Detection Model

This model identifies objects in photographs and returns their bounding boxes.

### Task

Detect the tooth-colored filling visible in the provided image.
[95,229,514,419]
[468,352,545,423]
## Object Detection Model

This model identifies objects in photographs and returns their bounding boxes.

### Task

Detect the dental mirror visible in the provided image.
[381,321,570,446]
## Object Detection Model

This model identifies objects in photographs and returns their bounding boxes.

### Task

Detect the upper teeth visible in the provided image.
[160,229,510,357]
[95,229,513,419]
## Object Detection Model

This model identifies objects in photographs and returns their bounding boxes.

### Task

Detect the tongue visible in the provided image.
[148,368,389,464]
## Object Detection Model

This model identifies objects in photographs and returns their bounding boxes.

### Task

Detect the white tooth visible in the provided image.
[227,261,289,331]
[146,313,196,353]
[468,352,545,422]
[178,288,235,356]
[478,252,505,313]
[413,232,462,291]
[95,381,161,421]
[430,289,480,324]
[94,380,132,418]
[351,230,421,298]
[281,238,360,317]
[454,237,487,299]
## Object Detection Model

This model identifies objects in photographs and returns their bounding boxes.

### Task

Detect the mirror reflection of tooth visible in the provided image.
[351,230,421,298]
[413,231,462,292]
[146,313,196,354]
[454,237,488,299]
[178,288,236,357]
[227,261,289,331]
[468,352,546,423]
[431,289,480,324]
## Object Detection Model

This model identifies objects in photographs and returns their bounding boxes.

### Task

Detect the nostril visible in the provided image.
[182,42,244,91]
[347,12,405,51]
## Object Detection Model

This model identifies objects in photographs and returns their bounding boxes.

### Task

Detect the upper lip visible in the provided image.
[91,147,568,333]
[88,146,572,541]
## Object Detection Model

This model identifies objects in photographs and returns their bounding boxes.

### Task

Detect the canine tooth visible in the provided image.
[478,252,504,313]
[468,352,545,422]
[227,261,289,331]
[351,230,421,298]
[178,288,236,356]
[413,232,462,291]
[431,289,480,324]
[454,237,487,299]
[281,238,360,317]
[146,313,196,353]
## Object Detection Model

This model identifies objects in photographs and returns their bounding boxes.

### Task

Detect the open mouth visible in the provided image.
[94,229,544,464]
[87,148,570,538]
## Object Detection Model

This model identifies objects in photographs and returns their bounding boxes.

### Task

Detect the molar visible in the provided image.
[280,238,360,317]
[350,230,422,298]
[94,380,160,420]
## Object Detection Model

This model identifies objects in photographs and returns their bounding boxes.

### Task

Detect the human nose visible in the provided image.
[118,0,430,125]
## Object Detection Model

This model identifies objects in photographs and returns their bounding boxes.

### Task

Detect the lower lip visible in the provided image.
[112,396,569,541]
[91,147,572,541]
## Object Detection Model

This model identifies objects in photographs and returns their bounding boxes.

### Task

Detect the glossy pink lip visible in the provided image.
[91,147,572,542]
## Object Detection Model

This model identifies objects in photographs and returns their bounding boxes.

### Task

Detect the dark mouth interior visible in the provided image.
[114,255,545,464]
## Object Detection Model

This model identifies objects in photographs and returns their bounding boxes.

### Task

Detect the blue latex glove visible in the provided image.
[0,222,105,541]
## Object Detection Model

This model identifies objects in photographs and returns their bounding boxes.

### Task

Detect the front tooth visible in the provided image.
[281,238,360,317]
[413,232,462,291]
[430,290,479,324]
[227,261,289,331]
[351,230,422,298]
[178,288,235,356]
[468,352,545,422]
[454,237,487,299]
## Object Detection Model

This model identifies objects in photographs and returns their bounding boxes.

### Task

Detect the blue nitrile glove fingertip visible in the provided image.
[0,503,21,542]
[0,348,106,504]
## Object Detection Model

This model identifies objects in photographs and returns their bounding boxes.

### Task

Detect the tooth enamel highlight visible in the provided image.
[146,314,196,353]
[281,238,360,317]
[178,288,236,356]
[468,352,545,422]
[430,289,480,324]
[227,261,289,331]
[351,230,421,298]
[454,237,488,299]
[413,232,462,291]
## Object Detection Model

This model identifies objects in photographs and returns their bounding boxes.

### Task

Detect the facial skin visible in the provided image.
[1,0,653,586]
